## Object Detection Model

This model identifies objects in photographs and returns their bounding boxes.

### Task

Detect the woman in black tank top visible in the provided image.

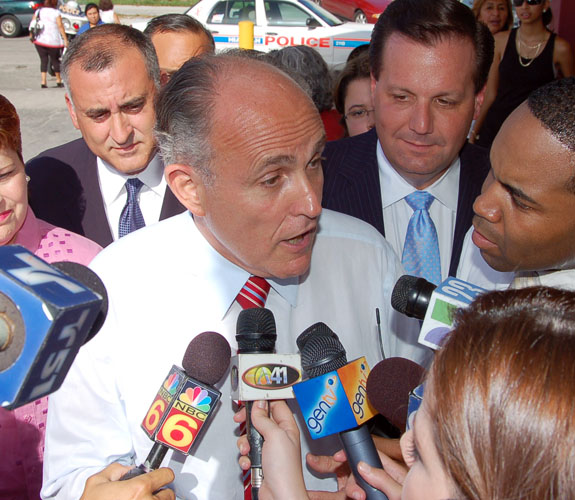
[470,0,573,149]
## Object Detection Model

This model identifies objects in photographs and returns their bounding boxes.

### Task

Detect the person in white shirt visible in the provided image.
[458,77,575,292]
[25,24,184,248]
[322,0,494,285]
[41,54,430,500]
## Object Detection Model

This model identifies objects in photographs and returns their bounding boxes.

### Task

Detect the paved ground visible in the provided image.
[0,5,187,161]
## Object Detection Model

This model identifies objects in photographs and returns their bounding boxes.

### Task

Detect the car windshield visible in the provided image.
[298,0,342,25]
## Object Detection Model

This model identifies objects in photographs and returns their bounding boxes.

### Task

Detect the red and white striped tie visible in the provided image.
[236,276,270,310]
[236,276,270,499]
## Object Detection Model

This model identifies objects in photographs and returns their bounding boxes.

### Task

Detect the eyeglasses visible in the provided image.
[512,0,543,6]
[344,107,375,121]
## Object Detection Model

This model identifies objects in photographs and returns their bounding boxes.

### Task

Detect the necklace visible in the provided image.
[516,29,546,68]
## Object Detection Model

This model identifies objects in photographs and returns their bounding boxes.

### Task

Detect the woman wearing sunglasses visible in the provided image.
[469,0,573,149]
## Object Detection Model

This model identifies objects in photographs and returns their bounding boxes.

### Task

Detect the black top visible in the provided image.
[477,28,556,148]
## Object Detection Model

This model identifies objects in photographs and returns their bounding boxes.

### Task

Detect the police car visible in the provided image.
[187,0,373,68]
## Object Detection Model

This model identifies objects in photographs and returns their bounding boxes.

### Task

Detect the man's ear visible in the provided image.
[473,84,487,121]
[165,163,207,217]
[65,93,80,130]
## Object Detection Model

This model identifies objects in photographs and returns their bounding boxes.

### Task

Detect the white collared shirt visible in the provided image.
[377,141,460,281]
[42,209,430,500]
[97,154,167,240]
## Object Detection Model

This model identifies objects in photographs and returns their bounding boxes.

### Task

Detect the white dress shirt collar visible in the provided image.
[377,140,460,211]
[97,153,165,207]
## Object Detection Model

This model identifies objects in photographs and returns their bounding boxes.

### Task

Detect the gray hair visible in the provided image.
[143,13,215,53]
[62,24,160,99]
[264,45,333,112]
[155,54,304,185]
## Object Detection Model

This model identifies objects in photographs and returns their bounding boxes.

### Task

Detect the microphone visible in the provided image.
[236,308,277,500]
[0,245,105,409]
[293,326,388,500]
[366,357,424,433]
[391,275,485,350]
[123,331,231,480]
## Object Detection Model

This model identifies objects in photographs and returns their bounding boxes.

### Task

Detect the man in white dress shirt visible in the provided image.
[42,55,430,499]
[322,0,494,284]
[458,77,575,291]
[26,24,184,248]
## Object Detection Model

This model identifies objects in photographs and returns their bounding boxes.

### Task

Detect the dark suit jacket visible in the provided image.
[26,138,185,248]
[322,128,490,277]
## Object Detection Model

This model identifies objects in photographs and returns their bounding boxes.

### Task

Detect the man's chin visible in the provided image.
[479,249,514,273]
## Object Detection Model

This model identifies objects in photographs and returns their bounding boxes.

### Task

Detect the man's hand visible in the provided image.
[306,450,351,499]
[235,400,308,500]
[80,463,175,500]
[306,436,406,499]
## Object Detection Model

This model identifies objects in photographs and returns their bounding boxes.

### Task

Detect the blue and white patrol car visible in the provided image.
[187,0,373,68]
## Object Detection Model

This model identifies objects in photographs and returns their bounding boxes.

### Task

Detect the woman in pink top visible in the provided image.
[0,95,102,499]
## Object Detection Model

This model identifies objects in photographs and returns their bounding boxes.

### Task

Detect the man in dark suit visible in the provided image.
[26,24,185,247]
[322,0,494,280]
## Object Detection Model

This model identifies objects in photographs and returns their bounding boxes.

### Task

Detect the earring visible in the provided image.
[25,175,30,182]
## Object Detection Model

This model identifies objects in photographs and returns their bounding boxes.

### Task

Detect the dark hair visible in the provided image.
[542,6,553,27]
[43,0,57,8]
[265,45,333,112]
[84,3,99,14]
[143,13,215,53]
[62,24,160,94]
[333,52,370,115]
[0,94,23,161]
[472,0,513,32]
[346,43,370,62]
[369,0,494,94]
[428,286,575,499]
[527,77,575,192]
[99,0,114,11]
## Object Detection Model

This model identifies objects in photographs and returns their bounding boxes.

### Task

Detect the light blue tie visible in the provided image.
[118,178,146,238]
[402,191,441,286]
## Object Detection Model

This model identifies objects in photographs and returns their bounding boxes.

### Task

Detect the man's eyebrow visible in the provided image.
[500,180,540,206]
[119,96,146,111]
[257,137,326,172]
[84,96,147,118]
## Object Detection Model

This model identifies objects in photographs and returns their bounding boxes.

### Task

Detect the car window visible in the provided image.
[298,0,342,26]
[207,0,256,24]
[265,0,311,26]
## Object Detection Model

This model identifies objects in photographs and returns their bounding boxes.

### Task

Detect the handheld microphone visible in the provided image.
[236,308,276,500]
[0,246,105,409]
[391,275,485,349]
[294,326,388,500]
[365,357,424,433]
[123,331,231,480]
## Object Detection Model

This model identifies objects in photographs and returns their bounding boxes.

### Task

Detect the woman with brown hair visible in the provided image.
[238,286,575,499]
[472,0,512,35]
[333,52,375,138]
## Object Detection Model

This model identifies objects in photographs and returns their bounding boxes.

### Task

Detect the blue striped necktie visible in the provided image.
[401,191,441,286]
[118,178,146,238]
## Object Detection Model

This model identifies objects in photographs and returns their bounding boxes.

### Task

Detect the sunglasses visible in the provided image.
[512,0,543,6]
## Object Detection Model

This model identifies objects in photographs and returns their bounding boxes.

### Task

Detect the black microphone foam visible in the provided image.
[391,275,436,320]
[296,322,339,351]
[182,331,232,385]
[236,308,276,352]
[300,334,347,377]
[52,261,108,343]
[366,358,424,432]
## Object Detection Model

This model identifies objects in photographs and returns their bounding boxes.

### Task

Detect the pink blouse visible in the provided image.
[0,208,102,500]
